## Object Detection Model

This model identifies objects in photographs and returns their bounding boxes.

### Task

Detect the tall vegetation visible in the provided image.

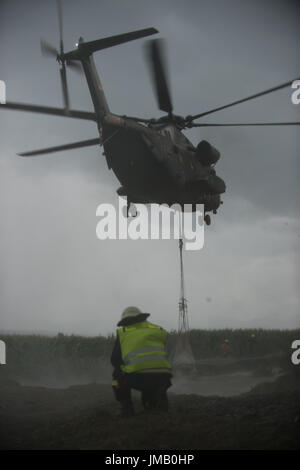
[1,329,298,381]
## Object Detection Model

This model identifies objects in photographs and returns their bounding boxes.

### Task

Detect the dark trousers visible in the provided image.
[113,372,172,412]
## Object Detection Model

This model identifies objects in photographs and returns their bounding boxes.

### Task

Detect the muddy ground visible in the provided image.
[0,368,300,450]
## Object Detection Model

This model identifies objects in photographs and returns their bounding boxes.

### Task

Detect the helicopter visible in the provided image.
[1,1,299,225]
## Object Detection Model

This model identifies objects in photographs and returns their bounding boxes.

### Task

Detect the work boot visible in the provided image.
[157,390,169,412]
[142,388,169,412]
[141,390,152,410]
[120,401,135,417]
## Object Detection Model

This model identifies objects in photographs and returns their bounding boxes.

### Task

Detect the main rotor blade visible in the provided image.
[187,79,299,121]
[60,63,70,110]
[189,121,300,127]
[146,39,173,114]
[40,39,58,58]
[0,101,96,121]
[18,138,100,157]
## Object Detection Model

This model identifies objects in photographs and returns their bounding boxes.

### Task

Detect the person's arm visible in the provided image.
[111,333,124,373]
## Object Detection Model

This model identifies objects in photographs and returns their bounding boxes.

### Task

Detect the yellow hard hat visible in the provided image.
[117,306,150,326]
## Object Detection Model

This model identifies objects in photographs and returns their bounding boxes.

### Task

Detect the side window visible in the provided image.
[158,127,174,141]
[164,129,173,141]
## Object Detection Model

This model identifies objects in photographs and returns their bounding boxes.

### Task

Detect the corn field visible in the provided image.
[0,329,298,383]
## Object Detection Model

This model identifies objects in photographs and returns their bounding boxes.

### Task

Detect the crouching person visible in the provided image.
[111,306,172,417]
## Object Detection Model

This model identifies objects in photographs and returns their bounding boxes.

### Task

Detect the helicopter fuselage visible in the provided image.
[101,114,225,213]
[63,37,226,218]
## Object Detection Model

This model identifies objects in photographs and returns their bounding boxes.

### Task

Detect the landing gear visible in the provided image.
[204,214,211,226]
[126,200,137,217]
[126,200,130,217]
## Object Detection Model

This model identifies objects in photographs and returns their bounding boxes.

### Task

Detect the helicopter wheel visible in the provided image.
[204,214,211,226]
[126,201,137,217]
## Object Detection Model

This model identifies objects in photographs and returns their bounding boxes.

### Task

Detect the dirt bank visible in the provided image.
[0,372,299,450]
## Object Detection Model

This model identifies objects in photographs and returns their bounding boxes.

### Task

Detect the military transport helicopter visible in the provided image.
[1,1,299,225]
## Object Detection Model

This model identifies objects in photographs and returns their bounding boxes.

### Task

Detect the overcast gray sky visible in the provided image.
[0,0,299,335]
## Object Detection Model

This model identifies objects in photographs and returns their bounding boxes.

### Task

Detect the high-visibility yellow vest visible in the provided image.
[117,321,172,374]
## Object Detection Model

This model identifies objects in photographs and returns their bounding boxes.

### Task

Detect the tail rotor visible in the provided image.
[40,0,81,111]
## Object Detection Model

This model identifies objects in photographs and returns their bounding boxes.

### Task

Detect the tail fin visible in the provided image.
[63,28,158,122]
[64,28,159,60]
